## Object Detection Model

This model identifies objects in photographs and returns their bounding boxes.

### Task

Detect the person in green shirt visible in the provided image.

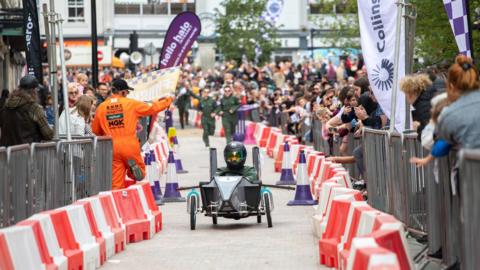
[216,142,258,183]
[189,88,217,147]
[215,85,240,143]
[175,81,191,129]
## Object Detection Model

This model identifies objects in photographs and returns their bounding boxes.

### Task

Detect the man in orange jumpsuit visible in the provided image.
[92,79,173,189]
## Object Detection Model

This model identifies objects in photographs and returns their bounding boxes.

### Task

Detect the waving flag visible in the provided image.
[127,67,180,102]
[443,0,472,57]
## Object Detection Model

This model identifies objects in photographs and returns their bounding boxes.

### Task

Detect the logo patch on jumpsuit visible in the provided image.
[106,103,125,128]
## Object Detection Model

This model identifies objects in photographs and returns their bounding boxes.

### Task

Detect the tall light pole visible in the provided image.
[91,0,99,88]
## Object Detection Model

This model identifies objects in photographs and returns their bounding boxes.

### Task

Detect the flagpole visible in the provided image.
[389,0,405,133]
[465,0,475,61]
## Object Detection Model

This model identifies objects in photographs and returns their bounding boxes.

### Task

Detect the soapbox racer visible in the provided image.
[178,146,292,230]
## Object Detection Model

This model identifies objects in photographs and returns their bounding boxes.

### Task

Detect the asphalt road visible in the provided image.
[102,128,326,270]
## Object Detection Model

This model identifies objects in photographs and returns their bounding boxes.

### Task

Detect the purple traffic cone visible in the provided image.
[144,153,162,205]
[243,121,256,145]
[173,136,188,174]
[276,142,296,185]
[288,150,318,206]
[149,150,164,205]
[163,151,186,202]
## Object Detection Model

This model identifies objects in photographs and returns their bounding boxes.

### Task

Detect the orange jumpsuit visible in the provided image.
[92,94,173,189]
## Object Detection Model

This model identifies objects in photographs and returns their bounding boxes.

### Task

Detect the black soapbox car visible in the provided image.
[179,147,292,230]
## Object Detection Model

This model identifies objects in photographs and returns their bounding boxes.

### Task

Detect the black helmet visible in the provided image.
[19,75,39,90]
[224,142,247,170]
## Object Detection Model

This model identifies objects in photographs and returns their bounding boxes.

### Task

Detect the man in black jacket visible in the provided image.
[0,75,54,146]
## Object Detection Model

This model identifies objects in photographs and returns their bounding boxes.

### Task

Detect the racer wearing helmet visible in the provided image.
[217,142,258,183]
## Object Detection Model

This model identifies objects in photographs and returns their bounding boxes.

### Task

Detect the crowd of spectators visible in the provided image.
[0,53,478,189]
[172,54,479,188]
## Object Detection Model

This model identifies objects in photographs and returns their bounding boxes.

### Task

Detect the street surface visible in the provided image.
[102,128,326,270]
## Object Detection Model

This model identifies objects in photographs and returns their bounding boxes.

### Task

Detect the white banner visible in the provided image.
[127,67,180,102]
[357,0,406,132]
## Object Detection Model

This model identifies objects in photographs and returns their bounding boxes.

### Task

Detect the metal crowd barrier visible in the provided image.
[93,137,113,194]
[438,151,460,267]
[31,142,59,212]
[0,136,113,228]
[0,147,7,227]
[386,132,406,225]
[280,112,289,134]
[311,119,330,154]
[6,145,31,225]
[363,128,390,212]
[344,134,362,179]
[362,128,480,268]
[57,139,94,203]
[402,133,427,234]
[458,149,480,270]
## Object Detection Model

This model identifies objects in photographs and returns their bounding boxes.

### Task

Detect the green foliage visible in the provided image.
[309,0,480,67]
[309,0,360,48]
[214,0,280,64]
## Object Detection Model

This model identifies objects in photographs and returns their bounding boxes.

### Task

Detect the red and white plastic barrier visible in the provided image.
[0,138,167,270]
[191,121,412,270]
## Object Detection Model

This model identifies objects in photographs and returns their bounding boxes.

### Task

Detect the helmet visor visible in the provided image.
[226,150,245,165]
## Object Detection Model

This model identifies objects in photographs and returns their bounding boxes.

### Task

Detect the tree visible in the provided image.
[215,0,280,64]
[309,0,480,68]
[412,0,480,67]
[309,0,360,48]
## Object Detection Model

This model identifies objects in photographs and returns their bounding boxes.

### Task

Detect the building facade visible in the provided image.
[0,0,28,90]
[37,0,357,68]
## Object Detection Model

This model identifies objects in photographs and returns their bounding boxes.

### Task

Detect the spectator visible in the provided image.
[83,84,96,97]
[0,75,53,146]
[353,77,370,97]
[326,60,337,83]
[0,89,9,109]
[95,82,110,105]
[59,95,95,136]
[400,74,435,137]
[76,73,89,93]
[410,93,450,167]
[44,94,55,126]
[67,82,81,108]
[436,55,480,149]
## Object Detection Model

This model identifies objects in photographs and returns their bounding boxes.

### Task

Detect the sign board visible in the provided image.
[56,45,112,66]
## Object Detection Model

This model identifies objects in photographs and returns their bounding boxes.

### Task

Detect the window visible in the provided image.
[143,3,168,15]
[114,4,141,14]
[309,1,352,14]
[114,0,195,15]
[67,0,85,22]
[170,2,195,15]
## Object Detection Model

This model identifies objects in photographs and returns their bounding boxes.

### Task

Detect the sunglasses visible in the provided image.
[68,91,79,95]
